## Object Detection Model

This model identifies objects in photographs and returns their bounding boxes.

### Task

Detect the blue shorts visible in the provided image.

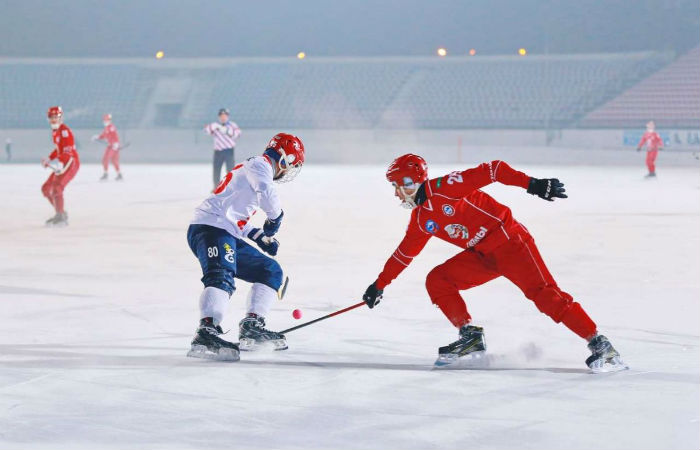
[187,224,283,295]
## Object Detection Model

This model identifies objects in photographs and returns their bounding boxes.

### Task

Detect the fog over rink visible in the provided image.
[0,162,698,450]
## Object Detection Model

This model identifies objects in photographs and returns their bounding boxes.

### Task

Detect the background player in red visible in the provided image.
[636,120,664,178]
[41,106,80,227]
[361,154,627,372]
[92,113,122,181]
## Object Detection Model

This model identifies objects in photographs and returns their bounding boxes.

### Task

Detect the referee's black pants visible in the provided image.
[213,148,235,188]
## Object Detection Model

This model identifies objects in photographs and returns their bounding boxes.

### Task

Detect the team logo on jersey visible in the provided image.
[442,204,455,216]
[223,243,235,263]
[425,220,438,234]
[445,224,469,240]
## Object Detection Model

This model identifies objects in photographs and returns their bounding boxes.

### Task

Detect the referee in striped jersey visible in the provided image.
[204,108,242,188]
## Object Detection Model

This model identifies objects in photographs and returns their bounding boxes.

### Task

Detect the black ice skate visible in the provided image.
[586,334,627,373]
[46,212,68,227]
[115,173,123,181]
[434,325,487,368]
[187,317,240,361]
[99,173,108,181]
[644,172,657,179]
[239,314,288,351]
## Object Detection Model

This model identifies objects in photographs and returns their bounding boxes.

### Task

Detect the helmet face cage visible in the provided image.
[47,107,63,129]
[274,147,302,183]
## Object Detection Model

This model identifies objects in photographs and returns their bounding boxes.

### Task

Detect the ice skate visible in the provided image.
[586,334,627,373]
[434,325,488,368]
[99,172,108,181]
[115,173,123,181]
[187,317,240,361]
[47,212,68,227]
[644,172,656,179]
[45,213,59,226]
[239,314,288,351]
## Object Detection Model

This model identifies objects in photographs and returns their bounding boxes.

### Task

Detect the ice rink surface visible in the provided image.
[1,162,699,450]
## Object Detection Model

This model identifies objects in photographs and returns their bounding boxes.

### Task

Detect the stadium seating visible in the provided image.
[0,51,687,130]
[579,47,700,128]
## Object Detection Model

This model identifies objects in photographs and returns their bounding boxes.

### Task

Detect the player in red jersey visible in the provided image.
[92,113,122,181]
[636,120,664,178]
[361,154,627,372]
[41,106,80,227]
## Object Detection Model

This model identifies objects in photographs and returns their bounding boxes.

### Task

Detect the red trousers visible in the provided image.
[41,161,80,214]
[425,227,597,340]
[646,150,658,174]
[102,148,120,172]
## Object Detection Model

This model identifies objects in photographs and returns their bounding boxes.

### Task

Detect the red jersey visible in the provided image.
[375,160,531,290]
[49,123,79,166]
[98,123,120,149]
[637,132,663,152]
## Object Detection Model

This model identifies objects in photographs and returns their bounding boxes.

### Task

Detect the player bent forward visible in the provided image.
[362,154,627,372]
[186,133,304,361]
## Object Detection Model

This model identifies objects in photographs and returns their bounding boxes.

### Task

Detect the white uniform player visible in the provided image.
[186,133,305,361]
[192,156,282,239]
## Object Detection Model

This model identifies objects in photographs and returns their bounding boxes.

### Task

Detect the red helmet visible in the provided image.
[386,154,428,188]
[47,106,63,118]
[103,113,112,122]
[265,133,305,183]
[386,154,428,209]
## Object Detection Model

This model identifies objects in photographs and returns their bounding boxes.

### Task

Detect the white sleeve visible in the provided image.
[204,123,214,135]
[231,122,242,139]
[246,159,282,219]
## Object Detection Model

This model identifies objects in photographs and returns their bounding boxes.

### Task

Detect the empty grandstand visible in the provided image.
[0,50,695,130]
[579,46,700,129]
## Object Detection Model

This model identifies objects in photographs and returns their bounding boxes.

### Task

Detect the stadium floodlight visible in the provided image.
[437,47,447,57]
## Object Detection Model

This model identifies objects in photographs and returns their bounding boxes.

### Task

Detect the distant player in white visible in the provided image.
[186,133,305,361]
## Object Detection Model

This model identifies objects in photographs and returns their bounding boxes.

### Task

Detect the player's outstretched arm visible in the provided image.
[526,177,567,201]
[424,160,530,200]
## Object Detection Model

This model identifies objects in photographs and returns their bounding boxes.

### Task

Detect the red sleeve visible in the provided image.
[48,149,58,160]
[98,128,107,140]
[375,210,432,290]
[425,161,530,199]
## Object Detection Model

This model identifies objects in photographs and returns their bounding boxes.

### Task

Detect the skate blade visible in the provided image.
[434,350,488,369]
[239,337,288,352]
[187,344,240,362]
[589,356,628,374]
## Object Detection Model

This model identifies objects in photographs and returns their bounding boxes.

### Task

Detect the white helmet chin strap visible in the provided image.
[397,184,420,209]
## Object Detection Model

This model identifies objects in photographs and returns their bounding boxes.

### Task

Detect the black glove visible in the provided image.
[527,177,567,201]
[263,210,284,237]
[363,282,383,309]
[248,228,279,256]
[636,147,642,152]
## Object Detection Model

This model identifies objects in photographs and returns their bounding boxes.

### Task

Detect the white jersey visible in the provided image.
[191,156,282,239]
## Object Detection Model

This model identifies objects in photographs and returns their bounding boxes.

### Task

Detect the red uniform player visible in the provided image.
[41,106,80,227]
[92,113,122,181]
[636,120,663,178]
[361,154,627,372]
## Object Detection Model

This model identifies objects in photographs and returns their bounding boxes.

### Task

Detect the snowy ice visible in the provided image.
[1,162,698,450]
